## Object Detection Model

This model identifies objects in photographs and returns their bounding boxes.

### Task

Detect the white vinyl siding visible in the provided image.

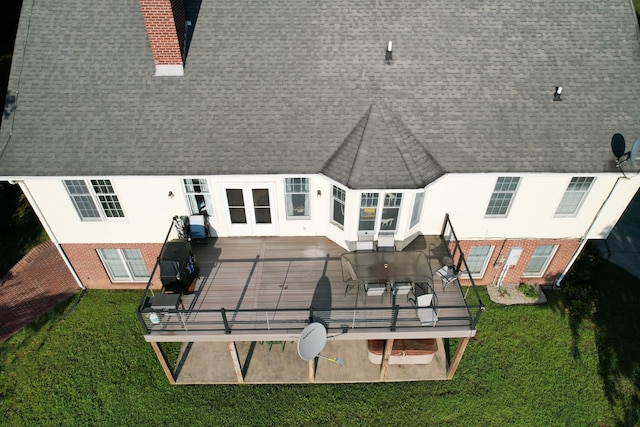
[97,248,149,282]
[555,177,594,217]
[485,177,520,217]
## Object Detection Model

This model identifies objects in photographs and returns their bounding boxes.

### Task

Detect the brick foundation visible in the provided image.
[62,243,163,290]
[453,238,580,286]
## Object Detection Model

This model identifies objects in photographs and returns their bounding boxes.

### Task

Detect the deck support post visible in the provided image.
[379,338,394,381]
[150,342,175,384]
[228,341,244,383]
[447,337,470,380]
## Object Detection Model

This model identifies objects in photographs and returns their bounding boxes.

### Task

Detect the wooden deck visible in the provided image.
[142,235,481,341]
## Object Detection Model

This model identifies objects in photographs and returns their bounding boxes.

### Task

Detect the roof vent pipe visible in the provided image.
[385,41,393,65]
[554,86,563,101]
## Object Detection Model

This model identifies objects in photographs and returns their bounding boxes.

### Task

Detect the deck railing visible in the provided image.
[137,214,484,336]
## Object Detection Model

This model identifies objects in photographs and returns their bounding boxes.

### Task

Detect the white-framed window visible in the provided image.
[359,193,379,231]
[97,248,149,282]
[284,177,310,219]
[485,177,520,217]
[380,193,402,231]
[555,177,595,217]
[331,185,346,228]
[466,246,494,278]
[523,245,557,277]
[410,192,425,228]
[64,179,124,220]
[183,178,214,216]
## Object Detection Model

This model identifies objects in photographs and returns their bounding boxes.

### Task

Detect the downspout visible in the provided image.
[555,175,627,287]
[10,180,86,290]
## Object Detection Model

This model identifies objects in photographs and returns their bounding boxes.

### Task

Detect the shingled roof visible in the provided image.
[2,0,640,189]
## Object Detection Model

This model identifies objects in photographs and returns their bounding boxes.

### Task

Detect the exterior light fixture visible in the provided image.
[168,191,174,199]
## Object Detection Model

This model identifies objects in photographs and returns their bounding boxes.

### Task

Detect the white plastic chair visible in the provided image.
[416,293,438,326]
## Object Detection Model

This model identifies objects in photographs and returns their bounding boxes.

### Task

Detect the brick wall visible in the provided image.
[455,238,580,286]
[139,0,184,66]
[62,243,163,290]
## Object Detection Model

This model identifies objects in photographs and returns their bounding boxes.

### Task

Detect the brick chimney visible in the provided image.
[139,0,186,76]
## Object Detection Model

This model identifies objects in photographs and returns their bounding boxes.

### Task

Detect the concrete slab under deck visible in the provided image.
[174,339,448,384]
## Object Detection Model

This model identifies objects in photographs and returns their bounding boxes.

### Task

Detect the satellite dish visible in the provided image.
[611,133,626,159]
[297,322,327,361]
[297,322,345,365]
[630,139,640,167]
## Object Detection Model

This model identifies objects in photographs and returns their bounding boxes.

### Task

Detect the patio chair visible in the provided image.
[376,232,396,251]
[391,281,413,301]
[415,293,438,327]
[356,231,375,252]
[435,257,459,292]
[364,282,387,303]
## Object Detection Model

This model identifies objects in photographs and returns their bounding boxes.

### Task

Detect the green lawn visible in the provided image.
[1,245,638,426]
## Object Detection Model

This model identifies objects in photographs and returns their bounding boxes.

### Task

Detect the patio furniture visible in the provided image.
[376,232,396,251]
[340,251,432,285]
[367,339,438,364]
[435,257,459,292]
[364,282,387,303]
[356,231,375,252]
[142,293,188,330]
[416,293,438,326]
[391,281,413,300]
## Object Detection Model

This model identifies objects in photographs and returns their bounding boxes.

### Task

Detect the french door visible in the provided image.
[224,184,277,235]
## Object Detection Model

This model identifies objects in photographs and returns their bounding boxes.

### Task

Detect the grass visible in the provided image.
[0,183,49,276]
[1,246,638,426]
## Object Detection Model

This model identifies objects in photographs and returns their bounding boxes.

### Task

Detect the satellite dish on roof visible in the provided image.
[611,133,626,159]
[297,322,344,365]
[630,139,640,167]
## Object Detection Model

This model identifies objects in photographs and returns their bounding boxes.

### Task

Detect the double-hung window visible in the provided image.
[183,178,214,216]
[523,245,557,277]
[555,177,594,217]
[467,246,494,278]
[331,185,346,228]
[485,177,520,217]
[380,193,402,231]
[64,179,124,220]
[359,193,379,231]
[97,248,149,282]
[284,177,310,218]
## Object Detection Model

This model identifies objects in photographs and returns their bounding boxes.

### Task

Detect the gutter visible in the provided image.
[555,175,628,287]
[9,180,87,290]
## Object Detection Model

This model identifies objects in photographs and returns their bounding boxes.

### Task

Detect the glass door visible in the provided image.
[224,184,277,235]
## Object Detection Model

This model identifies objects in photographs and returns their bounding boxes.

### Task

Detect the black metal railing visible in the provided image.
[440,213,485,329]
[137,215,484,336]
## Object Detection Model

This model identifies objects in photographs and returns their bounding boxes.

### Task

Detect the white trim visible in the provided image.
[467,245,495,279]
[522,244,558,277]
[97,248,149,283]
[485,176,521,218]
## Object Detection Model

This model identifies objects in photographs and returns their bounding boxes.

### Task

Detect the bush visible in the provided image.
[518,282,538,299]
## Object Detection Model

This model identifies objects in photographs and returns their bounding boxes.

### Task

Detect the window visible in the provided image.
[285,178,309,218]
[523,245,557,277]
[555,177,594,216]
[380,193,402,231]
[410,192,425,228]
[184,178,214,216]
[97,249,149,282]
[331,185,346,228]
[485,177,520,217]
[359,193,379,231]
[64,179,124,220]
[467,246,494,277]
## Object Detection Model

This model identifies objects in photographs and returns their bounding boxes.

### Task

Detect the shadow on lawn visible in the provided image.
[561,243,640,425]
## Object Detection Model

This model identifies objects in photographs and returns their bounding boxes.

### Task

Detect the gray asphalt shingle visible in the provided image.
[1,0,640,188]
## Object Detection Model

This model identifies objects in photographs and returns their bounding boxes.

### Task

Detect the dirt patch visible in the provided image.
[486,282,547,306]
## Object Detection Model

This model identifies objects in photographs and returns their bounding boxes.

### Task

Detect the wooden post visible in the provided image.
[447,337,471,380]
[228,341,244,383]
[309,359,315,383]
[150,342,175,384]
[379,338,394,382]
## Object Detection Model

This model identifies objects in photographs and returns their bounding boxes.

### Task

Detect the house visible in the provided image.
[2,0,640,383]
